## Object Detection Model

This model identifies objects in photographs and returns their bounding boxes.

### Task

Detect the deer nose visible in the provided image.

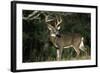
[56,32,61,37]
[56,31,59,35]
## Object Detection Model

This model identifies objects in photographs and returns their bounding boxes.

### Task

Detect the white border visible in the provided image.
[16,3,96,70]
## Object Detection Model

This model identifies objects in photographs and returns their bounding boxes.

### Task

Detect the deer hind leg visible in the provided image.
[79,38,87,56]
[73,47,80,58]
[80,47,87,56]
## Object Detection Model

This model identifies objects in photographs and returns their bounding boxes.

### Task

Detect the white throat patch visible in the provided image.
[51,34,56,37]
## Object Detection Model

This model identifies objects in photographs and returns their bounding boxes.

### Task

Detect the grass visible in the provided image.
[23,47,91,62]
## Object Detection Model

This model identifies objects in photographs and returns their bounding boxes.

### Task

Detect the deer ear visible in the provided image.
[57,26,61,30]
[48,26,52,30]
[48,24,52,30]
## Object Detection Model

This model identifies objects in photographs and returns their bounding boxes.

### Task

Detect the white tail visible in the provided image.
[45,15,87,60]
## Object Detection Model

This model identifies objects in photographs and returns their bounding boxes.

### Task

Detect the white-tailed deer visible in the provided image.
[45,15,87,61]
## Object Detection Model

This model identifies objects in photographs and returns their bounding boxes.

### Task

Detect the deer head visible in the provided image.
[45,15,62,37]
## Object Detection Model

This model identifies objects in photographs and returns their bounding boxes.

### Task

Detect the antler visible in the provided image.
[45,15,54,23]
[56,16,62,26]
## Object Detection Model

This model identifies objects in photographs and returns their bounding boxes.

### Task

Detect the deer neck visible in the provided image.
[50,35,58,48]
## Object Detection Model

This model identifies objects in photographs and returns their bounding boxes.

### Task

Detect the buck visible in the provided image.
[45,15,87,61]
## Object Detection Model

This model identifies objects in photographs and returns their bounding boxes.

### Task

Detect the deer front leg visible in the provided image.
[57,49,62,61]
[57,49,60,61]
